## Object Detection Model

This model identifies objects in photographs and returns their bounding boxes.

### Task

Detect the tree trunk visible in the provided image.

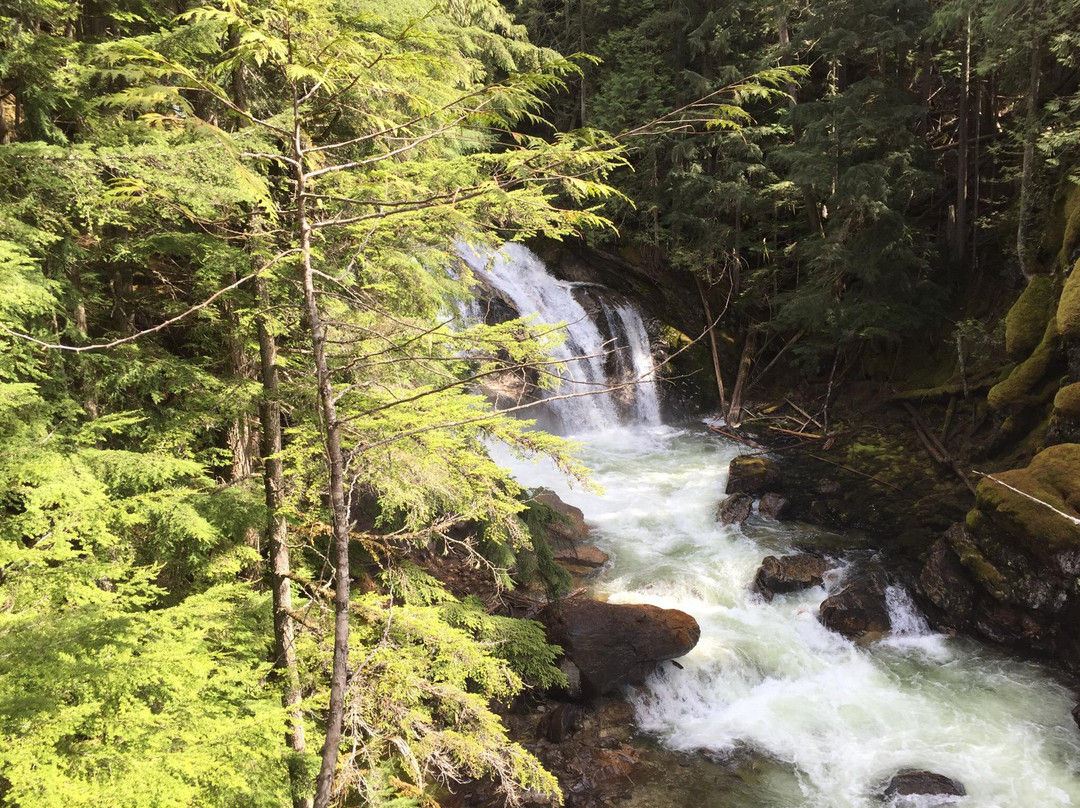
[726,330,756,428]
[256,274,313,808]
[952,13,971,264]
[299,123,371,808]
[695,275,727,414]
[1016,36,1042,279]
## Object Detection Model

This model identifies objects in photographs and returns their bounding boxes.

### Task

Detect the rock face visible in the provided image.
[879,770,966,801]
[531,489,610,577]
[819,568,891,641]
[725,455,781,495]
[752,553,832,601]
[538,596,700,696]
[919,445,1080,671]
[718,492,753,525]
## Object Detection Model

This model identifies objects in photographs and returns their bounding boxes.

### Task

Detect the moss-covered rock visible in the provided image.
[1005,276,1057,360]
[1058,183,1080,271]
[1053,383,1080,420]
[973,443,1080,563]
[987,318,1061,411]
[1056,259,1080,339]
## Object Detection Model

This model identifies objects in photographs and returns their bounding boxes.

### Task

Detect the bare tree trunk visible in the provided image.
[953,13,971,264]
[695,275,727,414]
[1016,36,1042,279]
[726,330,756,428]
[256,274,313,808]
[299,119,372,808]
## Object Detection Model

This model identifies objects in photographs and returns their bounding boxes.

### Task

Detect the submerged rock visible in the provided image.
[718,492,753,525]
[879,770,966,802]
[538,596,700,696]
[752,553,832,602]
[819,568,891,641]
[725,455,781,496]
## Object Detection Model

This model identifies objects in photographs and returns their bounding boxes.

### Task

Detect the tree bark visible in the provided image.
[726,330,756,428]
[695,275,727,413]
[952,13,971,264]
[256,274,313,808]
[1016,35,1042,279]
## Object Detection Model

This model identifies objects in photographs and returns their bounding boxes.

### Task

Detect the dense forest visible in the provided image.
[2,0,1080,805]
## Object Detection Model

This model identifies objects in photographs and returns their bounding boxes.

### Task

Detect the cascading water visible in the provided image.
[458,242,662,431]
[491,429,1080,807]
[470,240,1080,806]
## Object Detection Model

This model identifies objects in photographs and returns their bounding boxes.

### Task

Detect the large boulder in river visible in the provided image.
[819,568,891,642]
[725,455,781,496]
[717,492,753,525]
[532,489,590,547]
[752,553,832,601]
[878,770,966,802]
[538,595,700,696]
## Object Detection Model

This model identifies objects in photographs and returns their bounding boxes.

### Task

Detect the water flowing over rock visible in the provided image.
[537,595,700,696]
[458,243,663,432]
[751,553,832,601]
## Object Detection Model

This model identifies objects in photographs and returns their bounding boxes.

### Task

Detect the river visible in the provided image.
[491,424,1080,808]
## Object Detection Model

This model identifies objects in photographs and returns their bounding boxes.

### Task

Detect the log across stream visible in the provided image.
[491,424,1080,808]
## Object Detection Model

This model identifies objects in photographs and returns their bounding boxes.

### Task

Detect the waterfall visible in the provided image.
[458,242,662,432]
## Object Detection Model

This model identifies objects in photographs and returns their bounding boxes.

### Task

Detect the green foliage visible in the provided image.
[987,318,1061,411]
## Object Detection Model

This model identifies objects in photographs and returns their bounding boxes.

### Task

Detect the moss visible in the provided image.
[987,317,1060,411]
[1056,258,1080,338]
[973,443,1080,559]
[1005,276,1057,359]
[1054,383,1080,420]
[947,518,1009,598]
[1059,183,1080,271]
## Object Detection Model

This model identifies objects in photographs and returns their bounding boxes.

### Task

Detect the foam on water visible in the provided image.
[492,425,1080,808]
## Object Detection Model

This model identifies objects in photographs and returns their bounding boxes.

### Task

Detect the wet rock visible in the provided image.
[725,455,781,496]
[538,595,700,696]
[752,553,832,602]
[552,544,610,577]
[819,568,891,641]
[533,489,590,547]
[758,492,792,520]
[537,703,583,743]
[879,770,966,801]
[717,492,753,525]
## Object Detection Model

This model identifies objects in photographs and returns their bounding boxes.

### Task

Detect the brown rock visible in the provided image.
[538,596,700,696]
[554,544,610,577]
[718,492,753,525]
[725,455,781,496]
[533,489,590,548]
[752,554,832,602]
[880,770,965,800]
[758,492,792,520]
[819,568,891,641]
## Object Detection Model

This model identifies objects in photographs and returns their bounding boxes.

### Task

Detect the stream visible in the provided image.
[491,425,1080,808]
[466,243,1080,807]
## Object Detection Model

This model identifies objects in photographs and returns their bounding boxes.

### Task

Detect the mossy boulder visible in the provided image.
[1058,183,1080,271]
[987,318,1061,411]
[1053,383,1080,420]
[725,455,781,496]
[1005,276,1057,360]
[1056,259,1080,339]
[970,443,1080,566]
